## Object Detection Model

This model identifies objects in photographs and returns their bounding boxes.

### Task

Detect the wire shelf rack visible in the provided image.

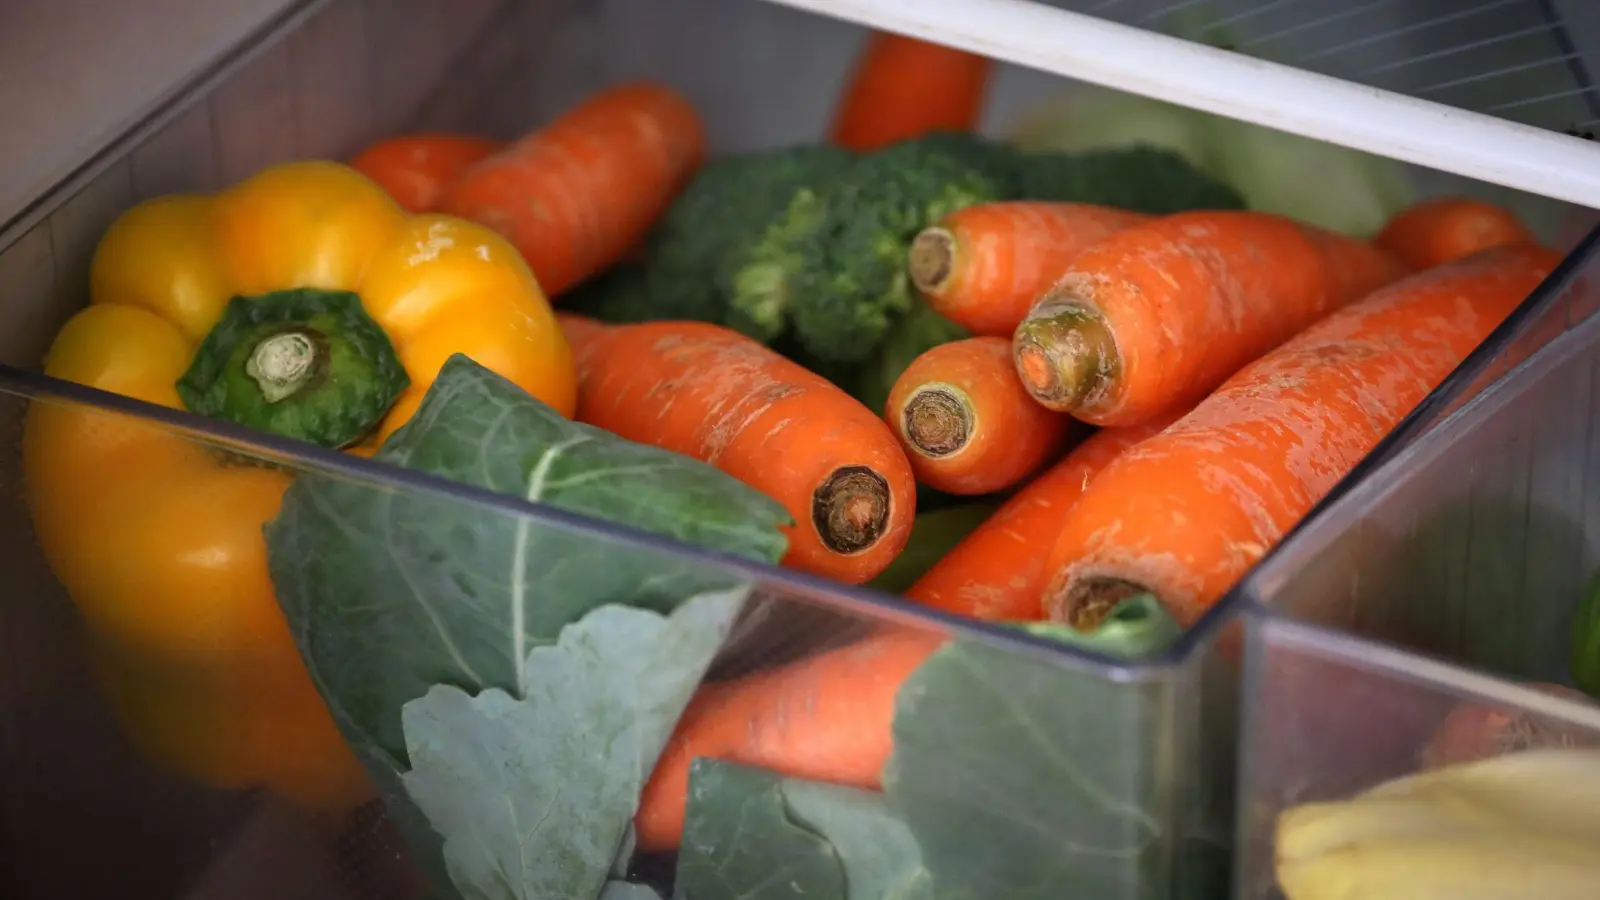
[763,0,1600,208]
[1076,0,1600,137]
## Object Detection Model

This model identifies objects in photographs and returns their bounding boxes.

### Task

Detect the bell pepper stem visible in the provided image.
[177,289,410,449]
[246,330,323,404]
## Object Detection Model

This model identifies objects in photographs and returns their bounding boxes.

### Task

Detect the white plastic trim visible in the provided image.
[758,0,1600,209]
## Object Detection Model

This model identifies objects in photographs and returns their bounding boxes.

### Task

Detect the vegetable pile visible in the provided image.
[20,21,1577,900]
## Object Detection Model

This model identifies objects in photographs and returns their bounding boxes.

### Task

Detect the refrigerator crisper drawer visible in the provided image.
[0,2,1593,900]
[1234,231,1600,899]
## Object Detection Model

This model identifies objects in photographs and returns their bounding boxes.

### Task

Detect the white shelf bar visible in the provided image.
[760,0,1600,210]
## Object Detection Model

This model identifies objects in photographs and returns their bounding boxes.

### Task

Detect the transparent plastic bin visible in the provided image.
[0,1,1596,900]
[1233,228,1600,897]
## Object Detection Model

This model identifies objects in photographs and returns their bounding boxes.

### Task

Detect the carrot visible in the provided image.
[435,83,706,297]
[1376,195,1538,271]
[905,408,1186,621]
[560,318,917,584]
[348,133,503,213]
[553,311,607,350]
[908,202,1149,337]
[1012,210,1409,427]
[828,31,994,152]
[636,628,942,852]
[1420,683,1595,770]
[886,336,1079,495]
[1038,242,1562,630]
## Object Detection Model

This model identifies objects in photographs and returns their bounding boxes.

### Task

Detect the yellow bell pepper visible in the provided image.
[22,160,577,812]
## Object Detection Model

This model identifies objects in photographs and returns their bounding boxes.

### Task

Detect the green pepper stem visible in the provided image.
[176,289,410,450]
[1011,294,1117,413]
[246,331,322,404]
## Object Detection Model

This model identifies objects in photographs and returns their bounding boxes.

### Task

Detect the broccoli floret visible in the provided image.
[1015,145,1247,212]
[560,265,655,323]
[642,145,853,335]
[850,295,970,415]
[714,149,857,342]
[785,136,1008,364]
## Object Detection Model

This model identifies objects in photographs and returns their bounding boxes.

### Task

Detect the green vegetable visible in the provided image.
[883,597,1182,899]
[642,145,856,338]
[1014,145,1248,215]
[263,354,791,899]
[781,770,932,900]
[786,137,1009,364]
[400,593,742,900]
[1006,6,1413,236]
[678,760,929,900]
[1575,569,1600,699]
[177,289,410,448]
[851,295,971,415]
[868,501,1001,596]
[726,182,841,343]
[561,266,656,324]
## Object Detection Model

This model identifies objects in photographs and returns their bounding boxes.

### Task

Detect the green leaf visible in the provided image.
[676,760,845,900]
[265,353,790,766]
[781,776,931,900]
[400,591,745,900]
[262,354,791,897]
[678,760,929,900]
[883,599,1180,899]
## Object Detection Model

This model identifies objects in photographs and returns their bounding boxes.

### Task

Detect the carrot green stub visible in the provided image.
[176,288,410,449]
[1010,210,1408,428]
[1012,297,1120,413]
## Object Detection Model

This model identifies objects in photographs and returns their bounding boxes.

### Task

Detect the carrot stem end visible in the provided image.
[1064,577,1152,631]
[812,466,893,555]
[1013,301,1116,413]
[908,228,957,297]
[901,385,972,458]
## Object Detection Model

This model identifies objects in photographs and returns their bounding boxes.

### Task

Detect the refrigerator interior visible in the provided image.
[0,1,1597,899]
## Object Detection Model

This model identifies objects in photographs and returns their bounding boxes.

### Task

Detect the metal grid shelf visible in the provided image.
[763,0,1600,208]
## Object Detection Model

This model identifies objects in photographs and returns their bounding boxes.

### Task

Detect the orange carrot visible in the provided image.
[560,318,916,584]
[905,408,1186,621]
[436,83,706,297]
[909,202,1150,337]
[1039,242,1562,630]
[1012,210,1409,427]
[886,336,1079,495]
[1421,683,1595,770]
[828,31,994,152]
[553,311,608,349]
[1376,195,1537,272]
[348,133,503,212]
[636,629,942,851]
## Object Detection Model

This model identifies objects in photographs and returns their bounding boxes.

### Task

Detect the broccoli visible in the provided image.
[560,265,655,323]
[720,181,841,342]
[643,145,853,335]
[850,295,970,415]
[632,135,1243,388]
[1015,145,1247,212]
[781,136,1010,364]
